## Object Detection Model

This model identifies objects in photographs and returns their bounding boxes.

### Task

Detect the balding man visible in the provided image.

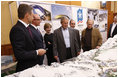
[108,16,117,38]
[29,14,45,65]
[81,19,102,52]
[53,17,80,63]
[70,19,81,55]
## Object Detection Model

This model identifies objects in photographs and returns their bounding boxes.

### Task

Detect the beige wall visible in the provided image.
[40,1,55,3]
[10,1,18,26]
[81,1,100,9]
[1,1,14,45]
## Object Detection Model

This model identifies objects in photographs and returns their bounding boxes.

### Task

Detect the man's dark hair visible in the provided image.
[18,4,33,19]
[44,23,52,30]
[69,19,74,25]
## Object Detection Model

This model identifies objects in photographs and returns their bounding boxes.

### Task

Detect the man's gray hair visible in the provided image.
[87,19,94,24]
[60,16,69,23]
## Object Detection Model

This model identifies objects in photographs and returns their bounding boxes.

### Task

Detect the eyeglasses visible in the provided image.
[71,23,75,25]
[34,19,41,21]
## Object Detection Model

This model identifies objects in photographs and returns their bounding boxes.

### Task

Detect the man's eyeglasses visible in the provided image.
[34,19,41,21]
[71,23,75,25]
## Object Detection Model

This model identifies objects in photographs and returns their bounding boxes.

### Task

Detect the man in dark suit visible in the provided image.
[108,16,117,38]
[10,4,46,72]
[29,14,44,65]
[69,19,81,55]
[53,17,80,63]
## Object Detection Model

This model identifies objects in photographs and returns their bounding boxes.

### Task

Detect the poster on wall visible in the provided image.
[18,1,52,21]
[77,8,83,25]
[51,20,61,31]
[71,6,87,35]
[98,10,108,32]
[87,9,99,28]
[18,1,52,35]
[98,10,108,43]
[51,4,71,20]
[51,4,72,30]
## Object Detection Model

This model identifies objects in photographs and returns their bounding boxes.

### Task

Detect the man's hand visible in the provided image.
[96,46,100,49]
[54,56,58,61]
[77,52,80,55]
[38,49,46,56]
[48,42,51,44]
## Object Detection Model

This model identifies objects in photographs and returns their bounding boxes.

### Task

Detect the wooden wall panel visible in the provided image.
[1,44,13,55]
[107,11,113,38]
[106,1,114,38]
[1,44,16,61]
[1,46,5,55]
[106,1,111,11]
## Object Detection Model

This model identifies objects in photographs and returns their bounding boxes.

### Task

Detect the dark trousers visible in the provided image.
[37,55,44,65]
[59,48,72,63]
[83,47,91,52]
[66,48,72,59]
[46,53,57,66]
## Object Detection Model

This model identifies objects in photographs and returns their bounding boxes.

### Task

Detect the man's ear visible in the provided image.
[25,12,29,19]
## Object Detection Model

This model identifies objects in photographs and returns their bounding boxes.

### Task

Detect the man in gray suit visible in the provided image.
[53,17,80,63]
[69,19,81,55]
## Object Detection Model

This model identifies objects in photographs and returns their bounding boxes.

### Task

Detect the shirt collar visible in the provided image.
[18,19,29,28]
[31,24,38,29]
[86,27,93,30]
[70,27,73,29]
[61,27,68,30]
[113,22,117,25]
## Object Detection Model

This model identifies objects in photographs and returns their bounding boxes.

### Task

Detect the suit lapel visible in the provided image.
[18,21,30,37]
[30,25,43,41]
[18,21,34,45]
[109,24,112,34]
[112,25,117,36]
[59,27,66,46]
[69,28,72,47]
[24,25,33,40]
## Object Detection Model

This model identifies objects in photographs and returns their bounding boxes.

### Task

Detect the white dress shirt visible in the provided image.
[31,24,38,29]
[111,23,117,36]
[62,27,70,48]
[18,19,29,28]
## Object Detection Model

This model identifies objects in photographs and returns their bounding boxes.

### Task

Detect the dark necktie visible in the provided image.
[27,26,33,38]
[37,28,43,40]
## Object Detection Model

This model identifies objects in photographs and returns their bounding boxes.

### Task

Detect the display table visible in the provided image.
[6,35,117,77]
